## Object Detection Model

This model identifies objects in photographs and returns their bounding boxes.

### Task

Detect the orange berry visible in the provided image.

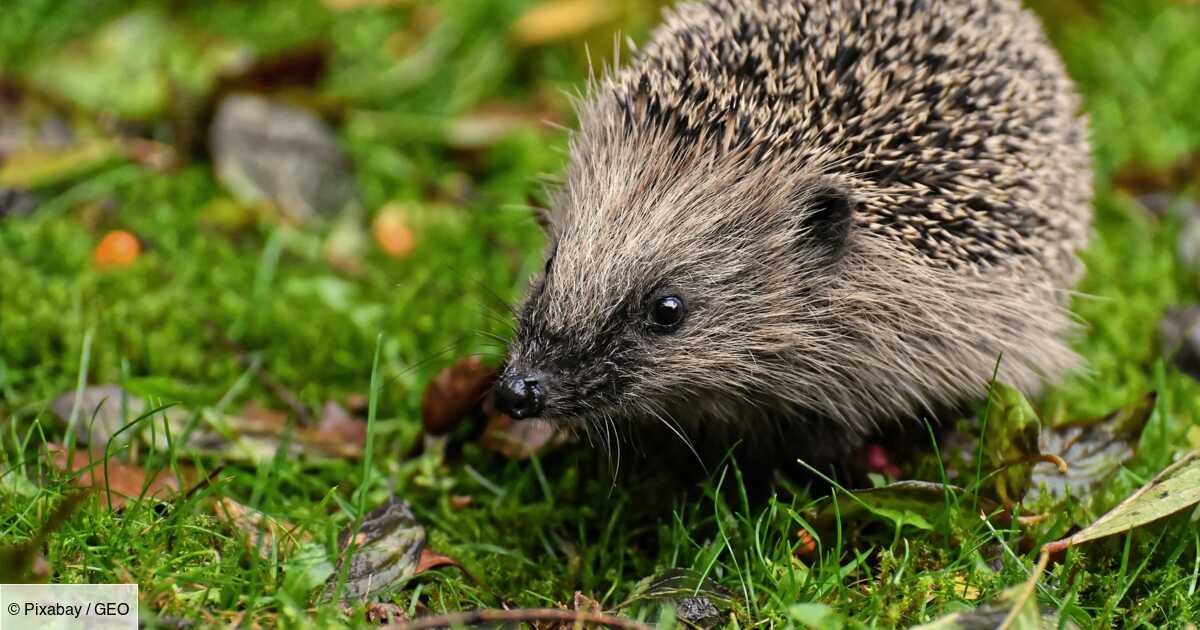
[373,207,415,259]
[93,230,141,269]
[794,528,817,559]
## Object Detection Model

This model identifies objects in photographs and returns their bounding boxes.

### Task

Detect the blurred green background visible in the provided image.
[2,0,1200,627]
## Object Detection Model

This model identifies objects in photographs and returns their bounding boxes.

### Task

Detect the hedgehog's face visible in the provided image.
[495,264,696,422]
[496,164,857,433]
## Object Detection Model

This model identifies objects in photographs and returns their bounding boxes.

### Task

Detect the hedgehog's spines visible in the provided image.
[511,0,1093,470]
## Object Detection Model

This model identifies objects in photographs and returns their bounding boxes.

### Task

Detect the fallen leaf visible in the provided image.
[50,384,168,447]
[815,481,1001,533]
[215,43,328,93]
[373,205,415,259]
[0,141,123,189]
[574,591,602,614]
[313,400,369,446]
[322,0,408,10]
[618,568,738,630]
[511,0,617,47]
[482,414,566,460]
[322,496,462,604]
[365,602,408,624]
[93,230,142,269]
[1113,153,1200,194]
[449,495,473,510]
[1043,451,1200,555]
[238,401,289,432]
[48,445,183,509]
[1026,393,1155,506]
[421,357,497,435]
[415,548,462,573]
[156,401,366,463]
[213,497,308,560]
[445,102,559,149]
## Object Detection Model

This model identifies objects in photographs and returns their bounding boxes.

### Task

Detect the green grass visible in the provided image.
[2,0,1200,628]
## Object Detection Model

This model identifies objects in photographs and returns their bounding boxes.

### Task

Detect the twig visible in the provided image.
[182,465,226,501]
[382,608,654,630]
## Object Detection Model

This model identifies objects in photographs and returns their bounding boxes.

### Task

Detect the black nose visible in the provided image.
[494,371,546,419]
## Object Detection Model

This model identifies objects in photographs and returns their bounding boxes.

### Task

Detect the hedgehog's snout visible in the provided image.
[494,367,547,420]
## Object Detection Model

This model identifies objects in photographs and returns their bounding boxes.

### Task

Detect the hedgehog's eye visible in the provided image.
[647,295,687,333]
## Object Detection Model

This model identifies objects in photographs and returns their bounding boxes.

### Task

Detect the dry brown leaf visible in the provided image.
[239,401,289,432]
[415,548,463,573]
[205,401,367,461]
[512,0,617,46]
[48,444,183,509]
[574,591,603,614]
[421,357,497,435]
[311,401,368,447]
[321,0,408,10]
[1113,153,1200,193]
[213,497,308,560]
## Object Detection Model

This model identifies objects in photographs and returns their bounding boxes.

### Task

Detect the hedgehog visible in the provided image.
[493,0,1092,476]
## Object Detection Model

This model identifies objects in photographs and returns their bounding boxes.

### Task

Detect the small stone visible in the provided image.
[1159,306,1200,380]
[210,95,357,223]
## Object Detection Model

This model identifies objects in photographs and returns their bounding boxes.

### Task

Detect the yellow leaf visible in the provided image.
[0,142,122,189]
[512,0,616,46]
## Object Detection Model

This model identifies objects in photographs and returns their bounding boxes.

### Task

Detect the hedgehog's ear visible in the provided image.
[796,185,855,263]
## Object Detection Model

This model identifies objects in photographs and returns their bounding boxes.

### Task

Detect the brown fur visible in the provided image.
[504,0,1092,472]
